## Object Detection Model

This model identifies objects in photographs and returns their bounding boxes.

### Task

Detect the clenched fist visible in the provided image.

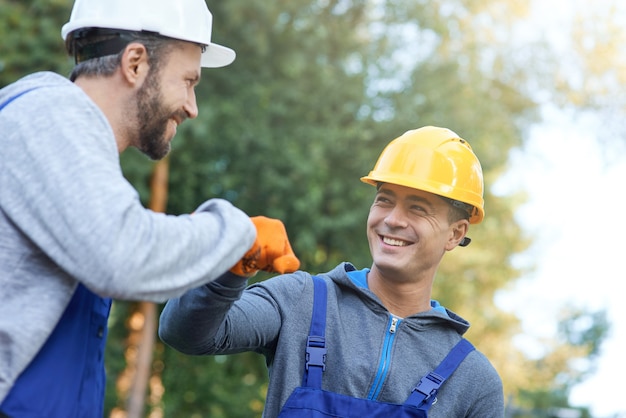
[230,216,300,277]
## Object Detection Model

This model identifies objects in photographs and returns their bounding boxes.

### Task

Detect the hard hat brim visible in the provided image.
[360,174,485,224]
[201,43,236,68]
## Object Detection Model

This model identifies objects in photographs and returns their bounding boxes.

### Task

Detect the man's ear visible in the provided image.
[445,219,469,251]
[120,42,150,86]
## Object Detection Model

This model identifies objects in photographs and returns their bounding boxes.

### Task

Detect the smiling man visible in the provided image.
[159,126,504,418]
[0,0,301,416]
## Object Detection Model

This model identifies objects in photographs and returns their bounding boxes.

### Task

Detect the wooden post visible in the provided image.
[125,157,169,418]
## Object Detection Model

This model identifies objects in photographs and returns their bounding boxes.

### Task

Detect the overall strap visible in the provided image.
[302,275,328,389]
[406,338,475,411]
[0,87,41,111]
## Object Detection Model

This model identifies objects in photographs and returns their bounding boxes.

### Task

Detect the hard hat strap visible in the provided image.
[70,28,206,64]
[74,37,131,64]
[71,29,139,64]
[440,197,474,220]
[71,28,165,64]
[459,237,471,247]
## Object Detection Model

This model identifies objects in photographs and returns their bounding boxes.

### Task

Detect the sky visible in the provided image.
[489,1,626,416]
[495,106,626,417]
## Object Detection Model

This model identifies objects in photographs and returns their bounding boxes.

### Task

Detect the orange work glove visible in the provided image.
[230,216,300,277]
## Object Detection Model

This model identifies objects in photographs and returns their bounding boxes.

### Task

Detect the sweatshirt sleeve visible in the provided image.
[0,75,256,302]
[457,350,505,418]
[159,272,284,355]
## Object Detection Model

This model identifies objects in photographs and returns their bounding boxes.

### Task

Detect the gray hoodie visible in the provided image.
[0,71,256,402]
[159,263,505,418]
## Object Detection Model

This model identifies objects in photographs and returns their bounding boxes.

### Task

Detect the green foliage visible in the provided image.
[558,308,609,361]
[166,0,378,270]
[160,347,267,418]
[0,0,72,86]
[506,308,609,416]
[104,302,133,414]
[509,390,591,418]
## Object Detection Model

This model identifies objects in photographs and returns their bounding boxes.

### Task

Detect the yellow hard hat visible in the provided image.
[361,126,485,224]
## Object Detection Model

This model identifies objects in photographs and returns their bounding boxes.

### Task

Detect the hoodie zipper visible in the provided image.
[367,315,401,400]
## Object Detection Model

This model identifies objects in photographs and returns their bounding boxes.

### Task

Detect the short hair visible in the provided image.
[65,28,177,81]
[439,196,474,224]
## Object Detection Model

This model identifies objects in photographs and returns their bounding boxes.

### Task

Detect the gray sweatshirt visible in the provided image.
[0,72,256,402]
[159,263,505,418]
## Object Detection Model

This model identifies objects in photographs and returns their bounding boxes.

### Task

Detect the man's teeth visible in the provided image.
[383,237,408,247]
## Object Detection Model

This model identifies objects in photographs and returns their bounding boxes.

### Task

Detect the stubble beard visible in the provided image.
[135,71,176,160]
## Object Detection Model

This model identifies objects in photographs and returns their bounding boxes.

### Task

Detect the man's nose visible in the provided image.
[384,206,408,228]
[184,89,199,119]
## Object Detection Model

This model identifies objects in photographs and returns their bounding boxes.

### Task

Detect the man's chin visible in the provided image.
[151,146,171,161]
[138,141,171,160]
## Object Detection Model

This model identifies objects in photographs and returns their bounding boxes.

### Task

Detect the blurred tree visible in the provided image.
[0,0,72,86]
[507,308,608,417]
[526,1,626,144]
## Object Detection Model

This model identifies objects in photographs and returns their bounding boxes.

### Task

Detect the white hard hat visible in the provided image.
[61,0,235,68]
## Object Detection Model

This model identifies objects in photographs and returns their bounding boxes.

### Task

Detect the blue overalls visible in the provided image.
[0,88,113,418]
[277,276,474,417]
[0,284,112,418]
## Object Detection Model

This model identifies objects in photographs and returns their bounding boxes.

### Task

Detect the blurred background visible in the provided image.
[2,0,624,417]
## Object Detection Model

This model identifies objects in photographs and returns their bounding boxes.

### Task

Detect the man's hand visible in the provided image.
[230,216,300,277]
